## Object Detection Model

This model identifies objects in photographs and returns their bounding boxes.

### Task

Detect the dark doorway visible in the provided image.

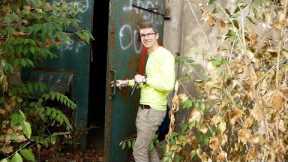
[87,0,109,155]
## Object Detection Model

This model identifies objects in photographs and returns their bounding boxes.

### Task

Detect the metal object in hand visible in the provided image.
[130,82,138,96]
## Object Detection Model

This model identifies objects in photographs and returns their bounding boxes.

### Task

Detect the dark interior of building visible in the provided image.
[87,0,110,154]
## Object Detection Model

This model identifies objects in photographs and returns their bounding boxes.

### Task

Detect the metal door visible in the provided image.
[105,0,166,161]
[25,0,94,138]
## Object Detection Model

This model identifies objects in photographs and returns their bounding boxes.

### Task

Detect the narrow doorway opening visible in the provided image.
[87,0,109,156]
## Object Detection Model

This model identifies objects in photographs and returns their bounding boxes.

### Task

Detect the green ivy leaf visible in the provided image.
[0,158,8,162]
[10,152,23,162]
[19,149,36,162]
[10,111,26,126]
[121,141,126,150]
[181,99,193,109]
[174,155,184,162]
[127,141,131,148]
[210,57,228,67]
[75,30,93,44]
[225,29,237,40]
[3,13,20,24]
[208,0,216,4]
[22,121,32,138]
[175,56,195,65]
[49,136,57,145]
[1,60,14,74]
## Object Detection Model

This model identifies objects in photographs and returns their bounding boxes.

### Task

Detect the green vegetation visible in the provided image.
[163,0,288,161]
[0,0,92,161]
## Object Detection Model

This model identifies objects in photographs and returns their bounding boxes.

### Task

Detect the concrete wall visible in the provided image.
[164,0,234,94]
[163,0,183,55]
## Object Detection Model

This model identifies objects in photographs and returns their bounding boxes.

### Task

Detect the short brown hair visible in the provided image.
[137,20,158,33]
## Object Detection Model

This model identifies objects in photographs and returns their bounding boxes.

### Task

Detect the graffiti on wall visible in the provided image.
[119,0,163,53]
[119,24,141,53]
[59,0,90,54]
[77,0,90,13]
[123,0,162,24]
[29,69,74,93]
[59,39,86,54]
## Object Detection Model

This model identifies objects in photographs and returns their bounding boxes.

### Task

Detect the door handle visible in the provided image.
[110,69,117,97]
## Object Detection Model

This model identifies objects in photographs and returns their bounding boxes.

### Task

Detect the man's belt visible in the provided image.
[139,104,151,109]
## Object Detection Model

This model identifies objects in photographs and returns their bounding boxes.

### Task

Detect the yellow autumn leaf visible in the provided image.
[229,108,243,125]
[0,108,7,115]
[13,32,28,36]
[218,121,226,133]
[0,146,13,154]
[245,146,257,161]
[14,135,27,143]
[189,109,202,123]
[178,93,188,102]
[187,136,198,149]
[199,126,208,134]
[209,137,220,151]
[207,14,216,26]
[278,119,286,132]
[238,129,251,144]
[278,13,286,26]
[250,135,264,144]
[211,115,222,125]
[251,103,264,121]
[272,140,286,155]
[271,93,284,111]
[243,116,254,128]
[196,149,209,162]
[220,134,228,146]
[279,87,288,97]
[216,151,227,161]
[218,19,227,32]
[247,33,257,47]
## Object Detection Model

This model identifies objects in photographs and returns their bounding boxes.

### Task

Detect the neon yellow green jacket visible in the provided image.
[129,47,175,111]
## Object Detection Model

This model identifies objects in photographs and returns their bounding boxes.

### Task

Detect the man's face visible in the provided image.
[139,27,159,49]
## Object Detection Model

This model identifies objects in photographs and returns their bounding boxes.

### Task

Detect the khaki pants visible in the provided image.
[133,107,166,162]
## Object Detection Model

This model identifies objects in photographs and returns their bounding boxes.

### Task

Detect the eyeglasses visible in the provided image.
[140,32,156,38]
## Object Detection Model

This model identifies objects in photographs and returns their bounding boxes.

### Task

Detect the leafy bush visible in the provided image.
[164,1,288,162]
[0,0,92,161]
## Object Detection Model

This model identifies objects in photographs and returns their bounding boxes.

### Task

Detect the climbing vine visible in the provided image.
[164,0,288,161]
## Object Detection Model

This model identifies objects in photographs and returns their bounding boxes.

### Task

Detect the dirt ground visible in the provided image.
[37,147,104,162]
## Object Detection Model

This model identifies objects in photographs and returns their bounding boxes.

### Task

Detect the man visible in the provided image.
[115,21,175,162]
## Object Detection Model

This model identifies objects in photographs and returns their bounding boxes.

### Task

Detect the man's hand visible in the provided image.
[111,80,129,88]
[134,74,146,84]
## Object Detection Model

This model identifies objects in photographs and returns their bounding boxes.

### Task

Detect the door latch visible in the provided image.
[132,4,171,20]
[109,69,117,99]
